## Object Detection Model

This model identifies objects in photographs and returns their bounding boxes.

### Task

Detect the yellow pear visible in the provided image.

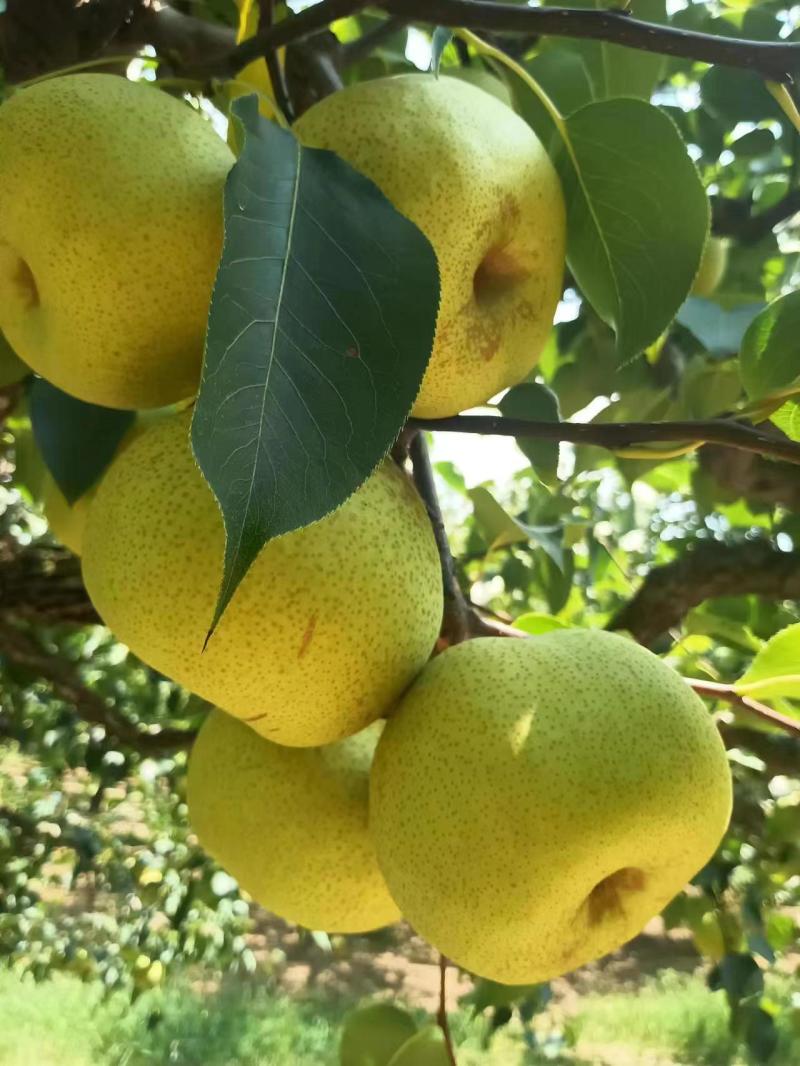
[370,630,732,984]
[0,74,233,410]
[187,712,399,932]
[444,65,514,108]
[691,236,729,297]
[42,477,91,556]
[387,1027,451,1066]
[82,411,442,746]
[340,1003,417,1066]
[294,74,565,418]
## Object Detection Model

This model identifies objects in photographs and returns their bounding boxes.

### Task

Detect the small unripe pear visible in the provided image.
[340,1003,417,1066]
[691,237,729,297]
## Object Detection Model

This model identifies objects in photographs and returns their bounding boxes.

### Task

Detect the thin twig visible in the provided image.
[380,0,800,84]
[437,955,458,1066]
[410,415,800,467]
[408,432,472,644]
[258,0,295,122]
[688,679,800,738]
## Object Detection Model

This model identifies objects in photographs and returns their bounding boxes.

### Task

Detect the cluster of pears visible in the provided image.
[0,70,732,992]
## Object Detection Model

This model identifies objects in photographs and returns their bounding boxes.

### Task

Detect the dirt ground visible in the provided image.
[246,911,702,1014]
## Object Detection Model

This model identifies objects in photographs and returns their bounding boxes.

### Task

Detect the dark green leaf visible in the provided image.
[498,382,560,488]
[707,953,763,1001]
[192,97,439,631]
[28,379,134,503]
[465,979,544,1013]
[556,99,709,364]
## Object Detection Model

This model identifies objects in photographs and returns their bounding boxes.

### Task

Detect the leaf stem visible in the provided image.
[687,679,800,738]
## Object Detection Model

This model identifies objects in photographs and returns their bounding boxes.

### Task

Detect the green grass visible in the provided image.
[0,971,101,1066]
[568,970,800,1066]
[0,966,798,1065]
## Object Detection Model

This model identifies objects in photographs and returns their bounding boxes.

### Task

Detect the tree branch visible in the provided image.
[0,620,195,754]
[408,432,472,645]
[688,679,800,739]
[381,0,800,84]
[699,443,800,514]
[609,539,800,646]
[713,189,800,244]
[411,415,800,467]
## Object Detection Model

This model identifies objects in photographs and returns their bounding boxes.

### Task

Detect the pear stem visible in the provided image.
[408,432,473,646]
[437,955,459,1066]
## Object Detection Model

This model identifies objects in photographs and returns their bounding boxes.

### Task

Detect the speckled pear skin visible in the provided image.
[0,74,233,409]
[187,713,400,932]
[370,631,732,984]
[294,74,566,419]
[81,411,443,747]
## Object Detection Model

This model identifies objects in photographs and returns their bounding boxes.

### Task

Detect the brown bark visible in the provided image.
[610,539,800,646]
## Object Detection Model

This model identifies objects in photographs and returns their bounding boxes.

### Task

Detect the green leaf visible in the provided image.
[431,28,453,75]
[469,487,529,551]
[468,486,564,565]
[192,97,439,632]
[514,50,594,145]
[498,382,560,488]
[539,547,574,614]
[28,379,134,503]
[735,623,800,700]
[555,99,708,364]
[556,0,666,101]
[740,291,800,401]
[513,612,571,635]
[464,978,546,1013]
[771,400,800,442]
